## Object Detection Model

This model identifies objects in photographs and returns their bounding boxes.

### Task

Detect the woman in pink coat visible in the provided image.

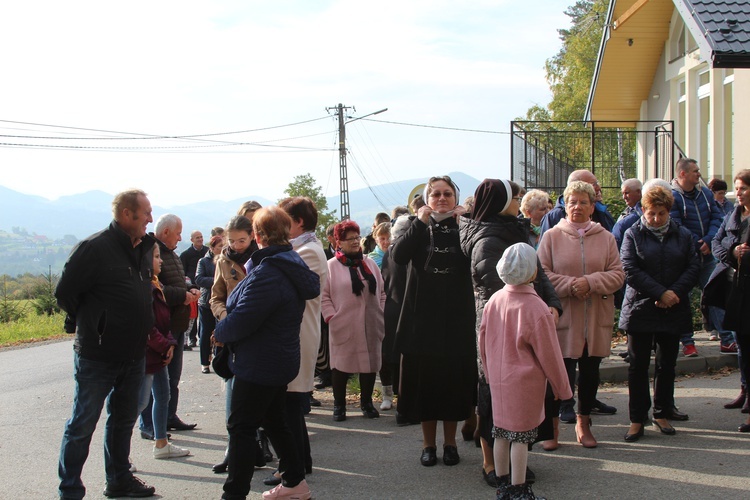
[322,220,386,422]
[480,243,571,499]
[537,181,625,448]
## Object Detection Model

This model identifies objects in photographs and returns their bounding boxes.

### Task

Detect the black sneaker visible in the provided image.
[103,475,155,498]
[559,402,576,423]
[591,399,617,415]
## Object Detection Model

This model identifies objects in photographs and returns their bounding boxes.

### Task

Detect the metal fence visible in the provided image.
[510,121,677,197]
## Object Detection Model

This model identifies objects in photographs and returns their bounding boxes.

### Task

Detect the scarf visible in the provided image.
[564,218,594,236]
[368,246,385,268]
[642,215,670,242]
[335,248,377,296]
[290,231,319,249]
[225,245,253,267]
[151,275,166,302]
[471,178,512,221]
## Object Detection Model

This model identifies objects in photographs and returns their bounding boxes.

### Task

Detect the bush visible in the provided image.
[0,277,26,323]
[31,267,60,316]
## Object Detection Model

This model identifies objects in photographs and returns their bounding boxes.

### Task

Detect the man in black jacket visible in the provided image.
[56,189,157,499]
[180,230,207,347]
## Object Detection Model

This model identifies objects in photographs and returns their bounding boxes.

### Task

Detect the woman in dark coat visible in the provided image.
[195,235,223,373]
[459,179,563,486]
[214,207,320,500]
[705,169,750,431]
[391,175,478,467]
[619,186,699,441]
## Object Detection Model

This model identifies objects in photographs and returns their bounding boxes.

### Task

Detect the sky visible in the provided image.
[0,0,573,209]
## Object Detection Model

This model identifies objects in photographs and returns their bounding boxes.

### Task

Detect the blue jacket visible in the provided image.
[539,195,615,241]
[214,244,320,385]
[618,219,700,334]
[612,203,642,249]
[669,181,724,252]
[195,251,216,307]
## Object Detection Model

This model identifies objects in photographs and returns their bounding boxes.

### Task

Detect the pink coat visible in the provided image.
[537,220,625,358]
[322,256,386,374]
[479,285,572,432]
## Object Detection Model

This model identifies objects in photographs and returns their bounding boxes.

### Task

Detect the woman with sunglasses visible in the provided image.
[391,175,478,467]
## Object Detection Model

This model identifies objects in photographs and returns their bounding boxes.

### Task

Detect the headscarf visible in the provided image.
[496,243,537,285]
[471,178,512,222]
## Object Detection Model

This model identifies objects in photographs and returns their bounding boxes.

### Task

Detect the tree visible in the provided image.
[280,174,338,244]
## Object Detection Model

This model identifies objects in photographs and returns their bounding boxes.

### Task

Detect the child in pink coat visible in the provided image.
[479,243,572,499]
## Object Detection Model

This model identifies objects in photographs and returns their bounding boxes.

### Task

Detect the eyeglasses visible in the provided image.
[340,235,361,243]
[429,191,455,198]
[512,197,523,203]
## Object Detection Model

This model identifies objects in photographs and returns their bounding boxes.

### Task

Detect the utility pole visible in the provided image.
[326,104,388,221]
[326,103,353,220]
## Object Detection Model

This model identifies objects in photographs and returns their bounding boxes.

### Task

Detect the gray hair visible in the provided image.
[642,178,671,196]
[155,214,182,237]
[520,189,550,215]
[621,178,642,191]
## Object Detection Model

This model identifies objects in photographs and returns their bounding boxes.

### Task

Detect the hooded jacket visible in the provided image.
[669,180,724,253]
[459,214,562,315]
[618,219,700,334]
[56,221,155,362]
[213,244,320,385]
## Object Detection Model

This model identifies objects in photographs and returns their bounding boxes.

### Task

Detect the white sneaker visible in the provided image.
[153,443,191,459]
[128,457,137,472]
[380,385,393,411]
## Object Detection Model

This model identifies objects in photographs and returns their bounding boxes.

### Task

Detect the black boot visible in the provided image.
[212,454,229,474]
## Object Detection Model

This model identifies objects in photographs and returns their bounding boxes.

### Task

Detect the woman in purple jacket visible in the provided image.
[136,243,189,459]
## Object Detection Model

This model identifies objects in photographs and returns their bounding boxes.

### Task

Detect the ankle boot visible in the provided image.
[542,417,559,451]
[575,415,597,448]
[380,385,393,410]
[725,386,747,409]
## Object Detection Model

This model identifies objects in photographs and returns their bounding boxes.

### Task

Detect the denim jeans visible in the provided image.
[681,256,716,347]
[198,305,215,367]
[59,353,145,499]
[137,367,171,440]
[141,332,185,431]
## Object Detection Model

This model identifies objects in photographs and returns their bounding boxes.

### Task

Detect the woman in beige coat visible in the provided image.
[537,181,624,448]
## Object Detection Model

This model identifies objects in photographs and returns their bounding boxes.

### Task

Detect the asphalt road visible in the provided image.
[1,339,748,499]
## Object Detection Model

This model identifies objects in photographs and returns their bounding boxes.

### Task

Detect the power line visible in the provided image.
[0,116,331,140]
[362,118,507,134]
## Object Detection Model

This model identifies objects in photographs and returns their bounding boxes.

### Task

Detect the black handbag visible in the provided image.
[212,345,234,380]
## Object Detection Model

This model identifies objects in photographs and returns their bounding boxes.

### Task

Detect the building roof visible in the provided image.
[585,0,750,122]
[678,0,750,68]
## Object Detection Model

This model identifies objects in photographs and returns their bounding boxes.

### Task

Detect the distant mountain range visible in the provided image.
[1,172,481,253]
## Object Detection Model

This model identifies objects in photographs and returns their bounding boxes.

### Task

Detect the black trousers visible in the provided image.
[627,331,679,423]
[332,370,375,407]
[563,345,602,416]
[222,377,303,500]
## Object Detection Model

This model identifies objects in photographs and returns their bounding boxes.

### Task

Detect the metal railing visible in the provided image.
[511,121,677,196]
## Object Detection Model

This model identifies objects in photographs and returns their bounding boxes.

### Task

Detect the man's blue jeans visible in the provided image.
[681,255,716,347]
[59,353,145,499]
[137,367,171,441]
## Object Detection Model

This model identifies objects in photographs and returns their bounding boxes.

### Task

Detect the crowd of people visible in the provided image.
[55,160,749,500]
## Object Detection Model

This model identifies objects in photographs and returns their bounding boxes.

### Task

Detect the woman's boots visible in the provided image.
[724,386,749,413]
[542,417,559,451]
[575,415,597,448]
